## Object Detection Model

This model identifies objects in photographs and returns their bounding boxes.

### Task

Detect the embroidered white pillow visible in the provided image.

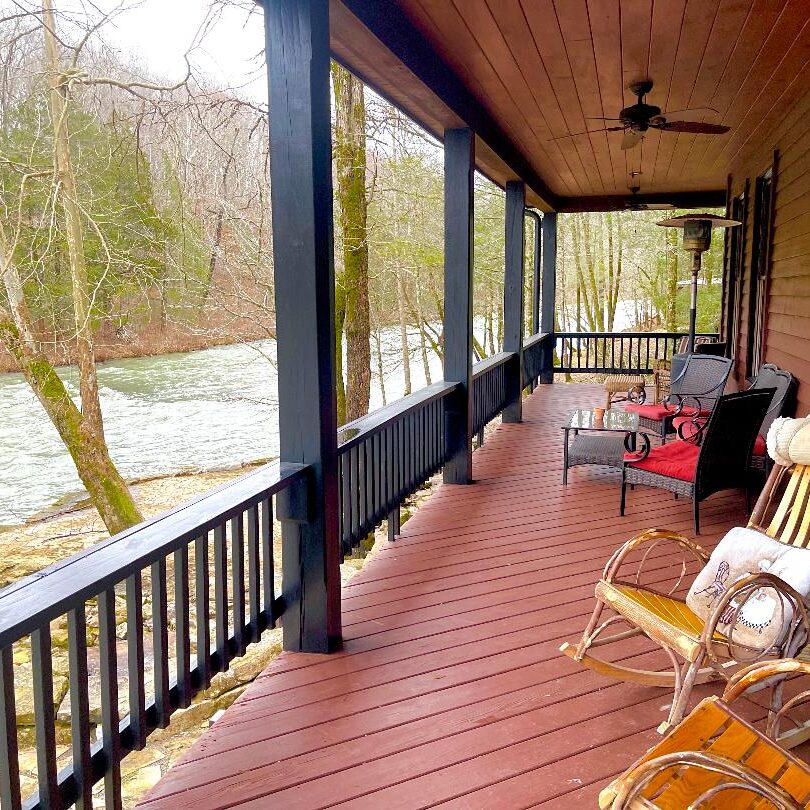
[686,526,810,650]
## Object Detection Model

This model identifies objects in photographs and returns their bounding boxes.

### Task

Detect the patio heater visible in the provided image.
[657,214,741,353]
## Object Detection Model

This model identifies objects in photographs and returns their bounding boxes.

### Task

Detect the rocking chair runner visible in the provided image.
[600,659,810,809]
[561,461,810,738]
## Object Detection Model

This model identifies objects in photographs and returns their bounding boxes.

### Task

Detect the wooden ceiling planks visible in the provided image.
[405,0,578,195]
[330,0,810,209]
[519,0,610,193]
[665,0,752,186]
[553,0,624,192]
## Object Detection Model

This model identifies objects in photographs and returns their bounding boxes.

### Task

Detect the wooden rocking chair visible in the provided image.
[600,659,810,809]
[561,462,810,738]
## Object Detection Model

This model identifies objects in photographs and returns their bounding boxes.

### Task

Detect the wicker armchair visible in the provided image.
[622,388,774,534]
[626,354,733,443]
[600,660,810,809]
[561,461,810,736]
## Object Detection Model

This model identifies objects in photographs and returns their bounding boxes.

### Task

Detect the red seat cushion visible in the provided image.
[626,403,708,422]
[753,434,767,456]
[625,440,700,482]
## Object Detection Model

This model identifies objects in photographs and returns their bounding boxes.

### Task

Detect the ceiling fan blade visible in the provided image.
[654,121,730,134]
[621,130,643,150]
[654,107,720,123]
[550,126,624,141]
[586,117,624,121]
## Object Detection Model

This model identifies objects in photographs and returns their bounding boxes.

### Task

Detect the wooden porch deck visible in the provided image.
[140,383,749,809]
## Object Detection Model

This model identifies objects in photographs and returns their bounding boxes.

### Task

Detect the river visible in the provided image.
[1,327,454,526]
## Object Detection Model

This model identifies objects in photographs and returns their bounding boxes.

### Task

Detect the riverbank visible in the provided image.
[0,323,275,374]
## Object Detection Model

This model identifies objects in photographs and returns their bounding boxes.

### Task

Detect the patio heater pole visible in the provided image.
[657,214,741,354]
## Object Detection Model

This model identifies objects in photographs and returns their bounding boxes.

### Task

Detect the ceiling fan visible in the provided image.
[623,172,675,210]
[557,79,730,150]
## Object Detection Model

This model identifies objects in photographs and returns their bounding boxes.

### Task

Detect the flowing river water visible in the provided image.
[1,330,448,526]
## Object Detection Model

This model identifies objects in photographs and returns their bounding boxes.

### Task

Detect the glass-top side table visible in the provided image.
[562,408,640,484]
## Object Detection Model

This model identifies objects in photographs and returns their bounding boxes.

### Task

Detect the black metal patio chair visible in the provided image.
[625,354,733,444]
[621,388,774,534]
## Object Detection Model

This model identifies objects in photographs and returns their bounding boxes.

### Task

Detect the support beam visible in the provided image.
[528,211,542,336]
[264,0,341,652]
[502,181,525,422]
[539,212,557,384]
[443,128,475,484]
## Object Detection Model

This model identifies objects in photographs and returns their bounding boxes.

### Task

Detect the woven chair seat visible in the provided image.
[595,581,727,662]
[604,374,646,394]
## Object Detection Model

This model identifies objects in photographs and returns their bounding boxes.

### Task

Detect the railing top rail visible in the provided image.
[522,331,549,349]
[554,331,719,339]
[338,380,459,452]
[472,351,515,377]
[0,461,307,648]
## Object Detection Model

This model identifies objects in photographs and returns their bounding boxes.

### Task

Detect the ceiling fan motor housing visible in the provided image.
[620,101,662,130]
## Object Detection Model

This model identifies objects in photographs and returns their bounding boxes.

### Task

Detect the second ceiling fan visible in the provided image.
[561,79,730,150]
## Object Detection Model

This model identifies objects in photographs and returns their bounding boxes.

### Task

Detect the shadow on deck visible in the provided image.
[139,383,748,808]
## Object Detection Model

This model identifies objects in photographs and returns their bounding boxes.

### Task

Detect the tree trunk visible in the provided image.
[1,224,142,534]
[34,1,142,534]
[331,63,371,422]
[396,268,412,396]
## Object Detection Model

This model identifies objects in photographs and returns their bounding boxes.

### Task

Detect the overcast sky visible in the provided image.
[73,0,268,100]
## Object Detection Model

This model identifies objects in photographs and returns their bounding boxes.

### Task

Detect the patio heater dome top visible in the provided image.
[656,213,742,229]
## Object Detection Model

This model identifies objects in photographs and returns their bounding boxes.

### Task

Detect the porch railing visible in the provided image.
[0,462,306,810]
[0,329,549,808]
[554,331,719,374]
[471,352,511,436]
[337,381,457,551]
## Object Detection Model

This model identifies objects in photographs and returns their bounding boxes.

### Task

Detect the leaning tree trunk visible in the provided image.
[18,0,144,534]
[331,63,371,422]
[1,224,142,534]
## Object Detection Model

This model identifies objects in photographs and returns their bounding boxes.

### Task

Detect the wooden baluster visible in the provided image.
[125,573,146,750]
[340,454,351,555]
[194,533,211,689]
[174,545,191,707]
[261,499,275,622]
[0,645,20,810]
[151,559,170,728]
[98,588,122,809]
[31,627,58,807]
[349,446,359,550]
[213,523,229,670]
[68,605,92,808]
[247,504,260,639]
[231,514,246,656]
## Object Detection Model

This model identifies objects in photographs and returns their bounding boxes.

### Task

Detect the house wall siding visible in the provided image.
[728,80,810,417]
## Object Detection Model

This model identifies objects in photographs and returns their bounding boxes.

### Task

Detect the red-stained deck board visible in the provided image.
[139,383,749,809]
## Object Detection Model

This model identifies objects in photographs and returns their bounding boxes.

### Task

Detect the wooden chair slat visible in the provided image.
[794,468,810,548]
[652,722,760,807]
[767,465,804,539]
[775,762,810,806]
[783,467,810,545]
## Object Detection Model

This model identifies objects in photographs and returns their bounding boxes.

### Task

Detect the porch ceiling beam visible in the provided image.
[555,190,727,214]
[336,0,559,212]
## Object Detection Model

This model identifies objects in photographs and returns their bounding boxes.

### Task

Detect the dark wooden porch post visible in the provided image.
[443,128,475,484]
[502,180,525,422]
[264,0,341,652]
[539,212,557,384]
